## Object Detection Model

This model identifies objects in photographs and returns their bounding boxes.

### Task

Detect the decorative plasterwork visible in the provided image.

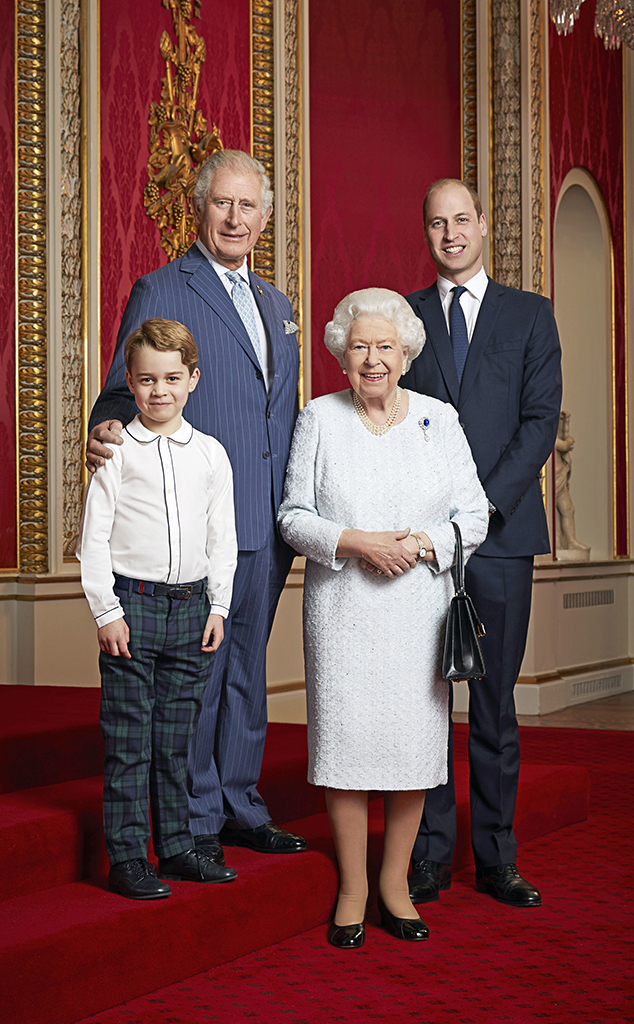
[284,0,304,404]
[530,0,546,294]
[490,0,522,287]
[462,0,478,189]
[16,0,48,573]
[251,0,275,284]
[144,0,224,262]
[61,0,84,558]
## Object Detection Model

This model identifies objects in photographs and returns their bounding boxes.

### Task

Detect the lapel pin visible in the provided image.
[257,286,263,295]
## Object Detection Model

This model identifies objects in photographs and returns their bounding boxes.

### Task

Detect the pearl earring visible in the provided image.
[343,369,347,375]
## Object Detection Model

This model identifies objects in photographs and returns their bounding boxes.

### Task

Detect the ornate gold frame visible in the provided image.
[461,0,477,189]
[15,0,48,574]
[251,0,275,285]
[489,0,522,288]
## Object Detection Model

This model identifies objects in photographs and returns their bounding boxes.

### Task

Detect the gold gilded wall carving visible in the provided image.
[144,0,223,261]
[461,0,478,189]
[61,0,84,558]
[490,0,522,288]
[530,0,545,295]
[251,0,275,284]
[16,0,48,574]
[284,0,304,403]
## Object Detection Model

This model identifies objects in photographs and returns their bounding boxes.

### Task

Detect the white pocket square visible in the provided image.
[283,320,300,334]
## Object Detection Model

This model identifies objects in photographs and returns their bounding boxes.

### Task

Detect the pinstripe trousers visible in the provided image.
[187,525,293,833]
[99,577,215,865]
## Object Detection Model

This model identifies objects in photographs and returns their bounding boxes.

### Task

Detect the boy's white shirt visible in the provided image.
[77,415,238,627]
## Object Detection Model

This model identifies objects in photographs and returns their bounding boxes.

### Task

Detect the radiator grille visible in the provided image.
[563,589,614,610]
[571,674,622,699]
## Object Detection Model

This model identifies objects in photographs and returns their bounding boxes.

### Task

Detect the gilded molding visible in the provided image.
[490,0,522,287]
[284,0,303,404]
[61,0,84,558]
[251,0,275,284]
[144,0,223,262]
[530,0,545,294]
[16,0,48,573]
[461,0,478,189]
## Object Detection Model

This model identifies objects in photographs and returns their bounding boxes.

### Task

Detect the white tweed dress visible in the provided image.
[278,389,489,791]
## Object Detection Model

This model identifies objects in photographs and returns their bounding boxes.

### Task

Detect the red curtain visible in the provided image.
[99,0,251,380]
[549,6,626,554]
[309,0,462,398]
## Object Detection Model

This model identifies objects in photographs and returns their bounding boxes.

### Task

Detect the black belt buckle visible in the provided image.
[172,585,193,600]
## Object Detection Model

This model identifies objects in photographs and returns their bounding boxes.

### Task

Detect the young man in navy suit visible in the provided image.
[86,150,306,872]
[402,179,562,907]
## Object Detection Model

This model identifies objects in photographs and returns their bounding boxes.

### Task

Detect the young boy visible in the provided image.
[78,318,238,899]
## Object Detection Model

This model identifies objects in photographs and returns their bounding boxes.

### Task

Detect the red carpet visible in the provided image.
[73,729,633,1024]
[0,685,625,1024]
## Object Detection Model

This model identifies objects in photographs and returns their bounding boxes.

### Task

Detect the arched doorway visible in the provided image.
[553,169,614,561]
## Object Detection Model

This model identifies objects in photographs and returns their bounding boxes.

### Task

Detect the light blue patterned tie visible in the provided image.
[225,270,264,369]
[450,285,469,384]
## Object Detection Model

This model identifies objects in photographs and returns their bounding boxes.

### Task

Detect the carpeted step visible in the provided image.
[0,756,591,1024]
[0,760,589,903]
[0,809,340,1024]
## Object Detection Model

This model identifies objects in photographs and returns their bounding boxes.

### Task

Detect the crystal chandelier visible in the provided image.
[550,0,634,48]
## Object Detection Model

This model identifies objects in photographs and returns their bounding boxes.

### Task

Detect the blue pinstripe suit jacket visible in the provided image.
[90,244,300,551]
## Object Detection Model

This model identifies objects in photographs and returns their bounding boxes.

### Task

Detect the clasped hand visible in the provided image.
[337,528,420,578]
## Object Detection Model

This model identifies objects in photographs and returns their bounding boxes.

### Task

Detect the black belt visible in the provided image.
[114,575,206,600]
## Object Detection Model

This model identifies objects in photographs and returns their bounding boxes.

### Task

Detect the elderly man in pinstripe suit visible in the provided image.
[87,150,306,868]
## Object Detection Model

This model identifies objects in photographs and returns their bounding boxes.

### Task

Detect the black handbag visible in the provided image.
[442,521,486,682]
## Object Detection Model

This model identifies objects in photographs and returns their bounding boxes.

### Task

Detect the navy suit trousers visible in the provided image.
[187,527,294,833]
[413,552,534,869]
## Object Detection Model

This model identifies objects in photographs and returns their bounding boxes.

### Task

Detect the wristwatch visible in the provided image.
[412,533,427,561]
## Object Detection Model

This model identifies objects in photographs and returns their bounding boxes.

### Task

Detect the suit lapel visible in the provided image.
[414,286,460,406]
[179,246,261,369]
[458,277,504,406]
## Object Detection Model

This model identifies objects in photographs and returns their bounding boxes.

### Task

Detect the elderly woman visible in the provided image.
[278,288,488,948]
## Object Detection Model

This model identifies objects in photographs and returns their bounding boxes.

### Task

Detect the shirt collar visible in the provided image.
[125,414,194,446]
[437,265,489,303]
[195,238,249,284]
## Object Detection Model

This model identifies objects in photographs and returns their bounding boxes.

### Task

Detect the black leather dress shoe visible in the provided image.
[408,859,452,903]
[219,820,307,853]
[108,859,171,900]
[327,921,365,949]
[158,848,237,883]
[193,833,225,864]
[475,863,542,907]
[377,896,429,941]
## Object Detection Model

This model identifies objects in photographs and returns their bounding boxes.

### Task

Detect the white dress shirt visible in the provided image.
[195,238,271,390]
[77,415,238,627]
[437,265,489,342]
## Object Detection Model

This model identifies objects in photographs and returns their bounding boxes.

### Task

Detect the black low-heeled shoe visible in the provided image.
[377,895,429,941]
[327,920,365,949]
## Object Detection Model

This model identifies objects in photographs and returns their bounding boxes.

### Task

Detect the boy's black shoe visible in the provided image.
[194,833,226,863]
[108,859,171,900]
[158,848,237,882]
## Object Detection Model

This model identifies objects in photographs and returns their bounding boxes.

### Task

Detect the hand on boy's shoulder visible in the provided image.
[86,420,124,474]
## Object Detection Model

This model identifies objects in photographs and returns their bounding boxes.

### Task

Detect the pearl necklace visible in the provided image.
[352,386,402,436]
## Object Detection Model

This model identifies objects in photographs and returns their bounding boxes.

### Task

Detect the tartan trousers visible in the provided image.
[99,577,215,865]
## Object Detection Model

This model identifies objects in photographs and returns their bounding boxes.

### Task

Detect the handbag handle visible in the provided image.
[450,520,464,594]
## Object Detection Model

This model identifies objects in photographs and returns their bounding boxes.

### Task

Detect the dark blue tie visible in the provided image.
[450,285,469,384]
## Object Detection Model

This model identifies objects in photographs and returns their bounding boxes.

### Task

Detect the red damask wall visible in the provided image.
[0,0,16,569]
[549,6,626,554]
[309,0,462,398]
[100,0,250,380]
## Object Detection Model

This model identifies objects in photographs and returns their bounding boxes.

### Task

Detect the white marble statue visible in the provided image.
[555,410,591,561]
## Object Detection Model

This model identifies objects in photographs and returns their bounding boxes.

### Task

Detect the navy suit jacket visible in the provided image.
[90,244,299,551]
[402,278,562,558]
